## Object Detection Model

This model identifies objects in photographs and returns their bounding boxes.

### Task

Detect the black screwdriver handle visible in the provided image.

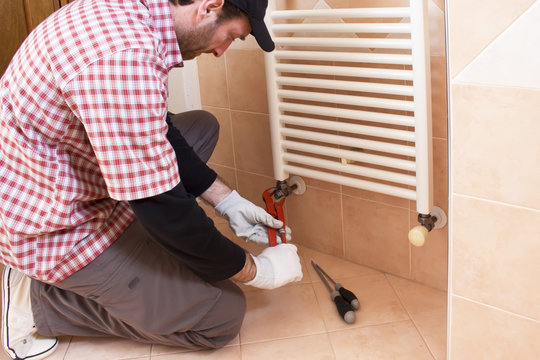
[336,284,360,310]
[331,291,355,324]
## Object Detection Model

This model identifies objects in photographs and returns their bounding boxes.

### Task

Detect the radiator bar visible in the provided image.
[274,51,413,65]
[271,8,411,19]
[281,140,416,172]
[280,128,415,157]
[278,90,414,112]
[283,165,417,200]
[272,23,411,34]
[277,77,414,96]
[274,37,412,49]
[278,103,415,127]
[282,152,416,186]
[275,63,413,81]
[280,115,415,141]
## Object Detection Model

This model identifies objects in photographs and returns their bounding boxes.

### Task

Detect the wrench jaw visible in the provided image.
[262,187,286,247]
[262,176,306,247]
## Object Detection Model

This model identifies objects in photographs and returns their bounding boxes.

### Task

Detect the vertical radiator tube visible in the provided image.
[410,0,433,214]
[264,0,288,181]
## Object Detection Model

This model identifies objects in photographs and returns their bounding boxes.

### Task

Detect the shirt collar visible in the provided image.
[145,0,184,69]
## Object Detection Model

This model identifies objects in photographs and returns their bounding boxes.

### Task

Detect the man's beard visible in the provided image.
[176,21,219,60]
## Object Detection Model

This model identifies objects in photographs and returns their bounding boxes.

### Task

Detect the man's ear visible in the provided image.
[196,0,224,21]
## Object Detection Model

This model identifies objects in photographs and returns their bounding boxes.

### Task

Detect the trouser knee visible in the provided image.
[168,110,220,163]
[189,281,246,349]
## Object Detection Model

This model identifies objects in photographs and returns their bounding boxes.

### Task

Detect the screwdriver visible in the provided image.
[311,260,356,324]
[312,261,360,310]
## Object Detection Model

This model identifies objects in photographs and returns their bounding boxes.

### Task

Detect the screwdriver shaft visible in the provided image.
[311,261,333,293]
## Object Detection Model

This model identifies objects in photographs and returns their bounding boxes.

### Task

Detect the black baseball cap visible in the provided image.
[227,0,275,52]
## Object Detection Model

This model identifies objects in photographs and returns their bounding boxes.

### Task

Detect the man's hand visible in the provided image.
[244,244,303,289]
[215,190,292,245]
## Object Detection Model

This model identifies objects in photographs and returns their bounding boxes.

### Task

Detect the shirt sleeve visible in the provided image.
[128,181,247,282]
[63,49,179,201]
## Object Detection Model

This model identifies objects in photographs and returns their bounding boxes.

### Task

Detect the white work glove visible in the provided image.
[215,190,292,245]
[245,244,303,289]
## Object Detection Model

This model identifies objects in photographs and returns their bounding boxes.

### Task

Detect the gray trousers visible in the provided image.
[30,111,246,350]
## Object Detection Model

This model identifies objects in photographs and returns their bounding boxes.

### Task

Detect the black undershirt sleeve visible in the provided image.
[126,115,245,282]
[128,182,246,283]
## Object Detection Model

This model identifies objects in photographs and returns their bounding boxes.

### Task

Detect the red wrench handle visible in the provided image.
[263,187,287,247]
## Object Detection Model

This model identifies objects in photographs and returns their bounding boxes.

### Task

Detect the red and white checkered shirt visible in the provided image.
[0,0,183,283]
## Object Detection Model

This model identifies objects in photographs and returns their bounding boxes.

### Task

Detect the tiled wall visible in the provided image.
[447,0,540,358]
[197,0,448,290]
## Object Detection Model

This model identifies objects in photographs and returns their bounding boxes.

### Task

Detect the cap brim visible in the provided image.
[250,17,275,52]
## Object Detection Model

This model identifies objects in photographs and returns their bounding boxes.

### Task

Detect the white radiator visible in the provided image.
[264,0,433,215]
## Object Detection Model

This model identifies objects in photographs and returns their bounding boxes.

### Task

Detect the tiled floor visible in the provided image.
[1,243,447,360]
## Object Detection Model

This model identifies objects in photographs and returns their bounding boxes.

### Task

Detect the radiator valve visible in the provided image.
[408,206,447,247]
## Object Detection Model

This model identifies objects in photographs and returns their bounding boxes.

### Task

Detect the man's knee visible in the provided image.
[189,281,246,349]
[168,110,219,162]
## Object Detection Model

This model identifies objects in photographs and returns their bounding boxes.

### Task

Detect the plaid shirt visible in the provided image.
[0,0,183,283]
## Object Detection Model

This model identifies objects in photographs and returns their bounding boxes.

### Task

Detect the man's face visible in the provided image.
[176,15,251,60]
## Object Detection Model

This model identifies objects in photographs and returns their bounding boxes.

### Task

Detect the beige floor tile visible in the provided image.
[386,275,447,316]
[241,334,335,360]
[411,308,447,360]
[386,275,447,360]
[151,335,238,357]
[240,283,326,344]
[151,346,241,360]
[0,336,71,360]
[63,337,151,360]
[313,273,409,332]
[329,321,434,360]
[46,336,72,360]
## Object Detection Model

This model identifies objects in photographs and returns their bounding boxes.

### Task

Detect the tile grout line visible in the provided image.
[452,294,540,324]
[453,193,540,213]
[384,274,438,360]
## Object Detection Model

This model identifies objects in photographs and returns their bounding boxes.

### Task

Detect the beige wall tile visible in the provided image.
[343,184,410,209]
[452,195,540,320]
[236,170,276,209]
[455,2,540,90]
[301,246,380,284]
[447,0,536,78]
[209,163,237,191]
[204,106,235,168]
[329,321,433,360]
[431,55,448,139]
[450,296,540,360]
[286,186,344,257]
[230,111,274,177]
[452,84,540,209]
[302,175,342,193]
[343,195,410,277]
[410,211,448,290]
[428,0,446,57]
[226,50,269,113]
[432,138,448,212]
[197,54,229,108]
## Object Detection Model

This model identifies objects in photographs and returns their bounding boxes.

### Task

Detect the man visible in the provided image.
[0,0,303,359]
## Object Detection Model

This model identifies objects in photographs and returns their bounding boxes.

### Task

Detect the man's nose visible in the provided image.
[212,39,233,57]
